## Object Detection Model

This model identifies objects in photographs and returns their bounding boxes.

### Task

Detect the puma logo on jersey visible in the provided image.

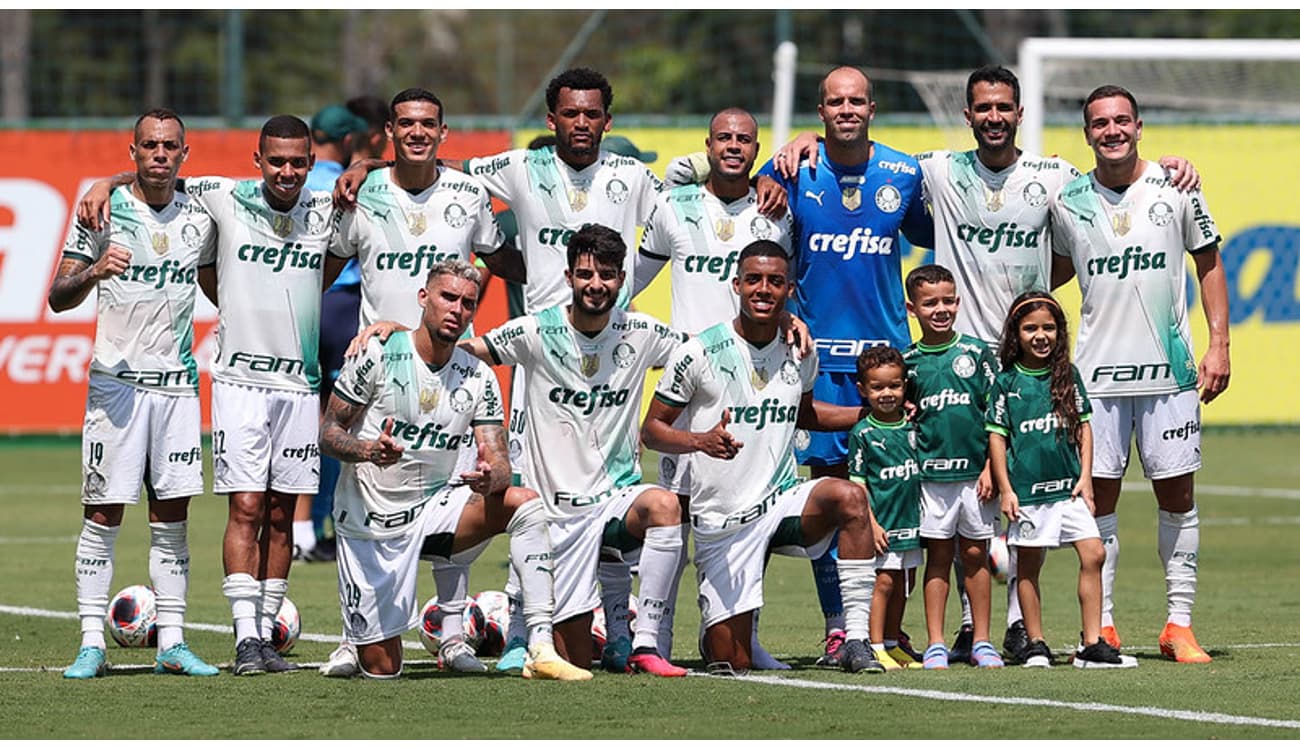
[684,215,703,228]
[539,182,557,196]
[805,190,825,206]
[870,439,887,451]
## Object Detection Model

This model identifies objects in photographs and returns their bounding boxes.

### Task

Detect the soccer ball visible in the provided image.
[470,590,509,657]
[418,597,448,655]
[461,594,486,652]
[989,533,1010,584]
[271,596,300,654]
[106,584,157,648]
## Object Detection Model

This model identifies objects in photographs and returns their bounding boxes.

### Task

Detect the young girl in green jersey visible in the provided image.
[985,292,1135,669]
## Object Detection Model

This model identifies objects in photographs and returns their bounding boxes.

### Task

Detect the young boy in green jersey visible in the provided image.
[986,292,1135,668]
[902,264,1003,669]
[848,346,923,670]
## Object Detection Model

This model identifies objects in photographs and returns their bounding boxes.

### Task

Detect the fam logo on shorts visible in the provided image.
[605,178,630,205]
[444,203,468,229]
[1148,201,1175,227]
[875,185,902,213]
[951,353,976,378]
[1022,181,1048,208]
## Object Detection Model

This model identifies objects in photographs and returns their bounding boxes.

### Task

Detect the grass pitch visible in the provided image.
[2,432,1299,739]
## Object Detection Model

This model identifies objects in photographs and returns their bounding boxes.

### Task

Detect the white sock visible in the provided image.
[259,578,289,642]
[837,558,874,642]
[656,523,690,658]
[292,520,316,553]
[149,521,189,652]
[598,560,634,645]
[503,565,528,647]
[222,573,261,643]
[1096,512,1120,629]
[506,498,555,648]
[631,525,683,652]
[75,519,119,650]
[432,559,469,641]
[1006,545,1023,625]
[1159,505,1199,627]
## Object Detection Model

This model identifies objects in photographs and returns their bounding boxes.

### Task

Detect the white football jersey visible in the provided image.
[61,185,215,395]
[482,305,685,519]
[637,184,793,333]
[330,167,503,330]
[466,146,662,313]
[1050,160,1221,397]
[918,150,1082,344]
[189,177,336,393]
[332,332,504,539]
[653,323,818,540]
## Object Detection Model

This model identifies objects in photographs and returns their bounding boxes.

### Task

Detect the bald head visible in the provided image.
[818,66,873,105]
[709,107,758,133]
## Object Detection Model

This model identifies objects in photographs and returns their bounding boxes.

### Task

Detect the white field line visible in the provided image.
[697,672,1300,730]
[4,603,1300,730]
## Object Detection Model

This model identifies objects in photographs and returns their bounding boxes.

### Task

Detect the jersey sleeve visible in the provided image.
[984,375,1010,436]
[465,151,519,203]
[634,164,666,224]
[1182,189,1221,253]
[900,180,935,249]
[473,365,506,425]
[328,208,360,260]
[1072,366,1092,421]
[798,347,819,392]
[481,316,537,367]
[978,344,1000,405]
[185,176,234,266]
[632,205,671,298]
[648,319,690,368]
[470,191,505,257]
[333,337,384,408]
[846,424,869,483]
[61,218,105,265]
[653,339,703,408]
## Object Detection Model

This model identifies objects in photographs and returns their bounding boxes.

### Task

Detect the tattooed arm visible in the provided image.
[319,394,403,466]
[462,423,510,496]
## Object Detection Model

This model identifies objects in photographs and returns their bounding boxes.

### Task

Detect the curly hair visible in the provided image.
[998,292,1082,445]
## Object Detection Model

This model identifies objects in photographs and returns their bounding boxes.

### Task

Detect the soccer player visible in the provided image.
[762,65,933,664]
[631,106,795,667]
[1049,85,1229,663]
[319,259,590,680]
[459,224,691,678]
[901,264,1002,669]
[642,240,884,675]
[51,108,219,679]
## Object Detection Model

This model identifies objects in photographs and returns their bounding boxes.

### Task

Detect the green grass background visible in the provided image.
[2,432,1298,739]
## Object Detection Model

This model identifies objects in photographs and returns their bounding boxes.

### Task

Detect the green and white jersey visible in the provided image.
[653,323,818,539]
[466,146,663,314]
[637,185,793,333]
[330,167,502,330]
[1050,160,1221,397]
[985,363,1092,506]
[482,306,685,519]
[917,150,1082,344]
[189,177,336,393]
[903,333,997,482]
[332,332,503,539]
[60,185,214,395]
[847,415,921,552]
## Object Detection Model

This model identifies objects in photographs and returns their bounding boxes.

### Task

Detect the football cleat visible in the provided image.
[233,637,266,676]
[815,628,847,667]
[1021,639,1053,669]
[495,637,528,673]
[154,642,219,676]
[838,639,885,674]
[320,641,360,678]
[1002,619,1030,664]
[922,643,950,670]
[895,630,923,662]
[872,644,903,672]
[972,640,1005,668]
[1100,625,1122,650]
[439,635,488,673]
[522,643,593,681]
[259,639,299,672]
[628,647,687,677]
[63,646,107,680]
[1073,637,1138,669]
[600,636,632,673]
[1158,623,1212,664]
[949,623,975,665]
[887,645,923,670]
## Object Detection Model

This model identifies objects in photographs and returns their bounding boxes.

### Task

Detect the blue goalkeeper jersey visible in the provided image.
[760,141,932,372]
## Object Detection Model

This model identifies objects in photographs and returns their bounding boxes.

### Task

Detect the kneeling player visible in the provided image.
[642,240,883,674]
[320,260,589,680]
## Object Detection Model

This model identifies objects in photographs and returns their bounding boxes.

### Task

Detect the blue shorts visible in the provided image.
[795,370,862,467]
